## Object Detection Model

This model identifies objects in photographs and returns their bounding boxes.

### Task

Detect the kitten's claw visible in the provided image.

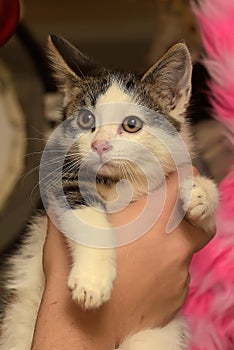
[68,267,116,309]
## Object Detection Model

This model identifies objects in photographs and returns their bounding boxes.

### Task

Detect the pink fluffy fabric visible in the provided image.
[182,1,234,349]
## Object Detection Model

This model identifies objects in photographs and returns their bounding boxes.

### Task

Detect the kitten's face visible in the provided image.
[71,81,176,182]
[48,35,192,186]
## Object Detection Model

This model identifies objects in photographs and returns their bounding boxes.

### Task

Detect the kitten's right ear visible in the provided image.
[141,43,192,120]
[47,34,100,86]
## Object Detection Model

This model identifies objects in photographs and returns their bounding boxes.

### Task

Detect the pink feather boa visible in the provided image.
[182,1,234,349]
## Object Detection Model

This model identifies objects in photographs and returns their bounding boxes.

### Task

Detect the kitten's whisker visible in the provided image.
[38,157,82,197]
[25,137,48,143]
[31,163,66,199]
[24,150,68,158]
[25,137,71,148]
[30,125,60,139]
[22,155,75,191]
[23,156,67,176]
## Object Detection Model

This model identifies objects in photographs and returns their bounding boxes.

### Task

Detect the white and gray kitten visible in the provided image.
[0,35,218,350]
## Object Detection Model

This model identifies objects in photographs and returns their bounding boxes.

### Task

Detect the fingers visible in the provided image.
[170,218,216,266]
[180,219,216,253]
[165,166,216,252]
[156,166,199,226]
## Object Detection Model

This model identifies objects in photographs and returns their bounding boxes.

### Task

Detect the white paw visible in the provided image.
[186,183,209,220]
[68,266,116,309]
[180,177,218,223]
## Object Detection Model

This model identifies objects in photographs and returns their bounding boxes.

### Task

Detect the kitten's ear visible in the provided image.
[142,43,192,119]
[47,34,100,86]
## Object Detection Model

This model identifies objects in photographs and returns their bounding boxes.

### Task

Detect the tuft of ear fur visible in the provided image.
[142,43,192,120]
[47,34,100,87]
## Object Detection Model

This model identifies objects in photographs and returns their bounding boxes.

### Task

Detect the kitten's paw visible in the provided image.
[181,180,209,220]
[68,266,116,310]
[180,176,218,231]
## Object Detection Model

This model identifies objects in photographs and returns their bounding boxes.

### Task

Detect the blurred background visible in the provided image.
[0,0,233,255]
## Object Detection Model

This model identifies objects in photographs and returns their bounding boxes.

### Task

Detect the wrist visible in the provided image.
[44,269,68,287]
[39,280,115,350]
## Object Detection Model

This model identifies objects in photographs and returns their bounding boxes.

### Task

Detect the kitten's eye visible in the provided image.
[122,116,143,133]
[77,109,95,130]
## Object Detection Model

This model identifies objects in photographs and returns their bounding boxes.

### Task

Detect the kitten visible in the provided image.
[0,35,218,350]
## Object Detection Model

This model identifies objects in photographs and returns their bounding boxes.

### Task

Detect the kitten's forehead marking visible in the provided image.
[96,81,133,105]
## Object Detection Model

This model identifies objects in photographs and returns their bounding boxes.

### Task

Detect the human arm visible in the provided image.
[31,170,214,350]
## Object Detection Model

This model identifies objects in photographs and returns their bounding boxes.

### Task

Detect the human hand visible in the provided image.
[41,169,215,349]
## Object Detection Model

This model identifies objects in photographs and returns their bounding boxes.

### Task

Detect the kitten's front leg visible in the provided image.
[62,207,116,310]
[180,176,219,232]
[68,242,116,309]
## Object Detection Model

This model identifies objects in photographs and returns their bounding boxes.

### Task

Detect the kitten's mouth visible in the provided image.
[94,158,125,175]
[91,156,122,166]
[98,159,121,171]
[96,158,138,179]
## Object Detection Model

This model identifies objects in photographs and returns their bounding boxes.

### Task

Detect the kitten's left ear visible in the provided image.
[48,34,101,86]
[142,43,192,120]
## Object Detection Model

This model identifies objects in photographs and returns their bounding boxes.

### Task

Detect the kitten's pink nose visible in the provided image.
[91,140,112,157]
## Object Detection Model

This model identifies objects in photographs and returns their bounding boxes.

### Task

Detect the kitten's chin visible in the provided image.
[96,160,120,176]
[87,158,130,179]
[96,159,148,184]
